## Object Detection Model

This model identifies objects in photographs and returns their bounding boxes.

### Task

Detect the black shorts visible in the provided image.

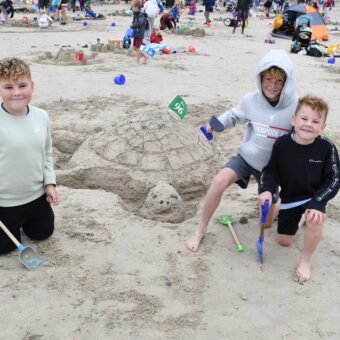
[38,0,50,8]
[277,204,308,235]
[0,194,54,254]
[224,154,279,203]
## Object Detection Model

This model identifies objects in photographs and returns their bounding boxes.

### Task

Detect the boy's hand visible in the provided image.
[258,191,272,207]
[45,184,60,205]
[206,123,212,133]
[305,209,326,225]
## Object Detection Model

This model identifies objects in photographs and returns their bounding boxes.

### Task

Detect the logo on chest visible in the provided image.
[253,122,290,140]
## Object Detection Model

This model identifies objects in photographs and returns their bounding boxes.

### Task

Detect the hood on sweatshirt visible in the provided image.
[255,49,297,110]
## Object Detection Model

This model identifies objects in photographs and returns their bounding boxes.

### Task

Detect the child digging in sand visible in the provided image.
[131,0,149,65]
[186,50,298,252]
[259,95,340,283]
[0,58,60,255]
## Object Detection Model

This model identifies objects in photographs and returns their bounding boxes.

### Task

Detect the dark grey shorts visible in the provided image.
[224,154,279,204]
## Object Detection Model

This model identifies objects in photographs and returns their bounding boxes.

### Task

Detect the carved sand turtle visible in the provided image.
[57,108,224,203]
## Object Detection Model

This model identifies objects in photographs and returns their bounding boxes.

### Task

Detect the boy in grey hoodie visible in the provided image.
[186,50,298,252]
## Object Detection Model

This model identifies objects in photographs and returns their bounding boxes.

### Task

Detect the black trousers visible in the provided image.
[0,194,54,254]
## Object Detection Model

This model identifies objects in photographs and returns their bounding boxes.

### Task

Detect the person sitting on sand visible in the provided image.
[0,57,60,255]
[150,26,163,43]
[186,50,298,252]
[84,0,98,19]
[159,12,176,30]
[259,95,339,283]
[39,9,54,28]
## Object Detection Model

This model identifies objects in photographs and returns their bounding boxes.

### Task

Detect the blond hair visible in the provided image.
[0,58,31,82]
[261,66,286,82]
[295,95,329,121]
[131,0,142,9]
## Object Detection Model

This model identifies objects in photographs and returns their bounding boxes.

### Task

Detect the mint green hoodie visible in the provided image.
[0,104,56,207]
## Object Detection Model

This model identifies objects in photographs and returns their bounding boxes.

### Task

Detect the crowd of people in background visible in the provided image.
[1,0,335,27]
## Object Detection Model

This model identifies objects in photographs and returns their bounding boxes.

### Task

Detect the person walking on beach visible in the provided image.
[259,95,339,283]
[0,0,14,24]
[143,0,160,37]
[203,0,215,24]
[131,0,149,64]
[186,50,298,252]
[232,0,252,34]
[0,58,60,255]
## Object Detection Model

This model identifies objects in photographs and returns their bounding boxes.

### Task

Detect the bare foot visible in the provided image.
[294,261,311,283]
[185,229,206,252]
[142,56,148,64]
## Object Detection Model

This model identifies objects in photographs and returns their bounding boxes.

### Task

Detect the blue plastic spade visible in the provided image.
[0,220,44,270]
[257,200,269,264]
[200,125,213,140]
[200,115,225,141]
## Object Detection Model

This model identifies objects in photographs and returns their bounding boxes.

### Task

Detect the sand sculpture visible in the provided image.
[139,182,186,223]
[56,108,224,221]
[37,47,100,65]
[172,27,205,37]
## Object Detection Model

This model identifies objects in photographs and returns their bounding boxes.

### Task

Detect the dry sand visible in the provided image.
[0,3,340,339]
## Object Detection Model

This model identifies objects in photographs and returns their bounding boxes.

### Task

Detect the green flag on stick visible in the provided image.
[168,95,188,120]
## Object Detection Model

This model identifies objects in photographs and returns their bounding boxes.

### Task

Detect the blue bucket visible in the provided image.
[114,74,126,85]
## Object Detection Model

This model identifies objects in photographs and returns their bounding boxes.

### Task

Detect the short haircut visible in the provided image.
[0,58,31,82]
[131,0,142,9]
[295,94,329,121]
[260,66,286,82]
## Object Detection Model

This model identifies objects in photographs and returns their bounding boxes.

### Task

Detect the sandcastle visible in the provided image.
[7,18,38,28]
[37,47,100,65]
[172,27,205,37]
[90,40,124,53]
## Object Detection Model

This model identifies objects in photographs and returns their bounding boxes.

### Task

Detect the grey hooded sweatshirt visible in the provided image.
[217,50,298,172]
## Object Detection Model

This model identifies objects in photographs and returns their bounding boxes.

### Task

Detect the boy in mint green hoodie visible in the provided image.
[0,57,60,254]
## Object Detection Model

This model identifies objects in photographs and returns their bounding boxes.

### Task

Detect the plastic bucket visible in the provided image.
[162,48,170,54]
[126,28,134,38]
[83,21,88,26]
[328,57,336,64]
[75,51,84,61]
[114,74,126,85]
[111,22,116,26]
[187,44,196,53]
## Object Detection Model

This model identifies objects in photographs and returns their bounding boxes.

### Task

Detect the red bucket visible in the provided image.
[75,51,84,61]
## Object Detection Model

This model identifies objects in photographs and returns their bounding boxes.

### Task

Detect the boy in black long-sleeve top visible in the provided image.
[259,95,339,283]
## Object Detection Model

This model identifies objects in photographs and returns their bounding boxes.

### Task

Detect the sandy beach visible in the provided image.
[0,2,340,339]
